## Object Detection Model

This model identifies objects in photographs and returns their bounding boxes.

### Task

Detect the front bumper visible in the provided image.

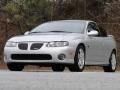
[4,44,75,65]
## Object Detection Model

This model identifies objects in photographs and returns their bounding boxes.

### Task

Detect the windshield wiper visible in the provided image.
[30,32,42,33]
[30,31,72,33]
[48,31,71,33]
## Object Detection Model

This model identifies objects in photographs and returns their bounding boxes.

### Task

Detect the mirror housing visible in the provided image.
[87,30,98,36]
[24,31,30,35]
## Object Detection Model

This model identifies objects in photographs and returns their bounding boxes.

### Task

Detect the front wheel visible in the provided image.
[52,65,65,72]
[103,51,117,72]
[69,45,85,72]
[7,63,24,71]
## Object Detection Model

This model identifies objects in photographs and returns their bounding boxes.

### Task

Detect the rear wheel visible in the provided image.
[7,63,24,71]
[52,65,65,72]
[103,51,117,72]
[69,45,85,72]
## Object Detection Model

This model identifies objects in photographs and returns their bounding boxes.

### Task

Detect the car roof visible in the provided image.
[46,20,93,24]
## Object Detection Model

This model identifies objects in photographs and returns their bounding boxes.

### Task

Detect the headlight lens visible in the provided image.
[46,41,69,47]
[5,42,18,47]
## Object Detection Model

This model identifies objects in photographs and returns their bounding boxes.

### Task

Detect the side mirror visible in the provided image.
[24,31,30,35]
[87,30,98,36]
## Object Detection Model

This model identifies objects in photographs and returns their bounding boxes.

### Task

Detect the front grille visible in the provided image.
[18,43,28,50]
[30,43,43,50]
[11,54,52,60]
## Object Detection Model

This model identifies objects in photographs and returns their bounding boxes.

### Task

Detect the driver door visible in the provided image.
[86,22,104,64]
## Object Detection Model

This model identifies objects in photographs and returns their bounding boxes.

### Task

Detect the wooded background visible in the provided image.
[0,0,120,66]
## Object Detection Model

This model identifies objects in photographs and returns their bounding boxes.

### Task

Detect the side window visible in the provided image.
[98,25,107,37]
[87,24,94,32]
[87,22,101,36]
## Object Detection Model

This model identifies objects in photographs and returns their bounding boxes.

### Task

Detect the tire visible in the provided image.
[69,45,85,72]
[103,51,117,72]
[52,65,65,72]
[7,63,24,71]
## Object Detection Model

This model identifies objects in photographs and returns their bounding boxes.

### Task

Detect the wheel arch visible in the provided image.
[74,43,86,59]
[108,48,117,62]
[77,43,86,54]
[112,48,117,55]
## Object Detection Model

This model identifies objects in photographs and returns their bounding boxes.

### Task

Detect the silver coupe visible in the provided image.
[4,20,117,72]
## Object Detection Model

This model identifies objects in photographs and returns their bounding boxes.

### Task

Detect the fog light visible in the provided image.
[58,54,66,60]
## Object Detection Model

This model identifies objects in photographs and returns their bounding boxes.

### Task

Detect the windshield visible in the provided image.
[31,21,86,34]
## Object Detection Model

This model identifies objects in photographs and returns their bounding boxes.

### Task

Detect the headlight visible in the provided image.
[5,42,18,47]
[46,41,69,47]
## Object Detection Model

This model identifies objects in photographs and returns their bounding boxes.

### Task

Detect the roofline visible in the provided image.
[45,20,94,24]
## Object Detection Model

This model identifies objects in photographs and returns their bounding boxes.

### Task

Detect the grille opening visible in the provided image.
[18,43,28,50]
[11,54,52,60]
[30,43,43,50]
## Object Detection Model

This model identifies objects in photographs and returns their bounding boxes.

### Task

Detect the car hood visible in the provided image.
[8,33,84,42]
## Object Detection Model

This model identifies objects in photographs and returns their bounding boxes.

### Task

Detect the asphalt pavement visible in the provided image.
[0,70,120,90]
